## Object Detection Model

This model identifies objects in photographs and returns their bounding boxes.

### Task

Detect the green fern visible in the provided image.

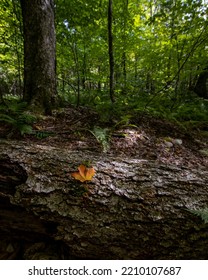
[0,100,36,136]
[34,131,54,139]
[89,126,110,152]
[189,208,208,223]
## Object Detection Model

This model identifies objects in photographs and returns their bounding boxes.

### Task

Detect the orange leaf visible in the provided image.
[78,165,87,179]
[72,165,95,182]
[71,172,86,182]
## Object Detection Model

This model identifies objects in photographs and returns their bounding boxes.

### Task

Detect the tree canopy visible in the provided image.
[0,0,208,122]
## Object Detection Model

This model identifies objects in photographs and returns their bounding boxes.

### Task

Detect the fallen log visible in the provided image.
[0,139,208,259]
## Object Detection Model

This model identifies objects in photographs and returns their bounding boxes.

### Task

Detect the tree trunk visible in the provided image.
[108,0,115,103]
[194,68,208,99]
[1,140,208,259]
[20,0,56,114]
[121,0,128,94]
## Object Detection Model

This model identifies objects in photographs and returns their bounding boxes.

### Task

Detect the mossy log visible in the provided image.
[0,140,208,259]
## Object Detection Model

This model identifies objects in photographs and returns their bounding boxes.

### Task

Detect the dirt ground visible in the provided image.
[1,105,208,169]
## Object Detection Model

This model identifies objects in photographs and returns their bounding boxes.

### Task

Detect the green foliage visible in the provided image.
[2,0,208,128]
[0,100,36,136]
[114,114,132,127]
[33,131,54,139]
[189,208,208,224]
[172,98,208,122]
[0,0,23,96]
[89,126,110,152]
[132,91,208,129]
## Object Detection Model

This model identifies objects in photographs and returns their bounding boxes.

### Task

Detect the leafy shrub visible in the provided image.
[0,100,36,136]
[133,92,208,129]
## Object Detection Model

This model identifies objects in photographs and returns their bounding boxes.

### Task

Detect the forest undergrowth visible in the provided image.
[0,95,208,170]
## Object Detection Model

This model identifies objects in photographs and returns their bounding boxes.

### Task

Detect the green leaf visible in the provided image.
[189,208,208,223]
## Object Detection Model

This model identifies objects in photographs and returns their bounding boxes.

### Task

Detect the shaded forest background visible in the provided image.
[0,0,208,128]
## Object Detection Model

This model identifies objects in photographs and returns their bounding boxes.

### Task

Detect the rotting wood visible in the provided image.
[1,140,208,259]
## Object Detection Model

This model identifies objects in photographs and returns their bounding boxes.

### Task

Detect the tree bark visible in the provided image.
[20,0,56,114]
[1,140,208,259]
[108,0,115,103]
[194,68,208,99]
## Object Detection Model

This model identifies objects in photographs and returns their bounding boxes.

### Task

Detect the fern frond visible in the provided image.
[17,113,37,124]
[0,100,36,136]
[18,124,33,135]
[8,101,28,115]
[189,208,208,223]
[0,114,16,125]
[89,126,110,152]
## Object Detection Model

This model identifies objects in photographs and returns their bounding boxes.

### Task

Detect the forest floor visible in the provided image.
[1,105,208,169]
[0,105,208,260]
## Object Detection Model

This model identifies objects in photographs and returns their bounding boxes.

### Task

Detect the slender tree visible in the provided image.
[108,0,115,103]
[20,0,56,114]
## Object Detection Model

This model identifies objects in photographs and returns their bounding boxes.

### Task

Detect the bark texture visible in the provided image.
[20,0,56,114]
[108,0,115,103]
[194,68,208,99]
[1,140,208,259]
